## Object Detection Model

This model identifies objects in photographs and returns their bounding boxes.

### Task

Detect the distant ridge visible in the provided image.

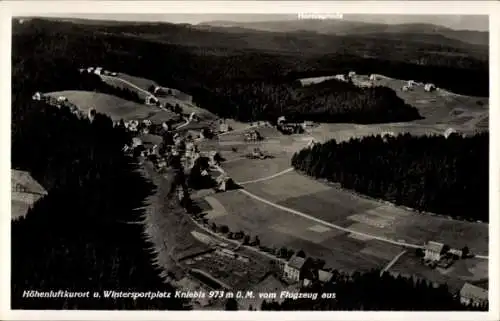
[198,20,489,47]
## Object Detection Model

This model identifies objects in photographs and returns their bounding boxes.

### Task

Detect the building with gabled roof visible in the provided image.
[424,241,447,261]
[284,254,309,282]
[460,282,488,307]
[11,169,48,220]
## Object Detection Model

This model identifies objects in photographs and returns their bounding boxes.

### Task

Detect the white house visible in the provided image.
[407,80,417,87]
[283,255,306,282]
[57,96,68,102]
[460,283,488,307]
[94,67,103,75]
[402,86,410,92]
[87,67,94,73]
[425,83,436,92]
[348,71,356,78]
[145,95,159,105]
[335,74,347,82]
[444,127,457,139]
[219,123,229,133]
[32,92,42,101]
[369,74,377,81]
[424,241,446,261]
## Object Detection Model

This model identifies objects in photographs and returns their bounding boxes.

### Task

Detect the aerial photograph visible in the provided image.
[10,12,489,312]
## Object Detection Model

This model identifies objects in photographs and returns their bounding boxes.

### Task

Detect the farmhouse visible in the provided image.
[407,80,417,87]
[145,95,159,106]
[425,83,436,92]
[444,127,457,138]
[335,74,347,82]
[424,241,447,261]
[459,283,488,307]
[244,130,263,141]
[283,254,310,282]
[32,92,42,101]
[94,67,103,75]
[277,116,286,125]
[11,169,48,219]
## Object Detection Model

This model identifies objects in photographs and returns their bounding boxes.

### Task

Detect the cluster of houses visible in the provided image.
[79,66,118,76]
[276,116,313,135]
[282,253,334,287]
[402,80,436,92]
[422,240,470,269]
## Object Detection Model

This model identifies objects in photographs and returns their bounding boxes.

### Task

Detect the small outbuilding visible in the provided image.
[425,83,436,92]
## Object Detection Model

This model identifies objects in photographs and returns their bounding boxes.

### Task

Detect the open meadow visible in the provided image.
[45,90,177,123]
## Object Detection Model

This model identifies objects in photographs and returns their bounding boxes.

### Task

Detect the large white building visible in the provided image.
[424,241,446,261]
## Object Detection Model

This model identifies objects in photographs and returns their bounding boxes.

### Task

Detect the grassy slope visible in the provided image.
[45,91,177,122]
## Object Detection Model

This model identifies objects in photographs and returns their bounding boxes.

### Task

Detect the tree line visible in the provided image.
[260,269,487,311]
[191,79,422,123]
[11,99,188,310]
[292,133,488,222]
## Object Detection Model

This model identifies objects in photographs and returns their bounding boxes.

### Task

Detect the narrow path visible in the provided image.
[238,168,294,186]
[380,250,407,276]
[238,188,422,250]
[226,167,488,260]
[102,75,191,130]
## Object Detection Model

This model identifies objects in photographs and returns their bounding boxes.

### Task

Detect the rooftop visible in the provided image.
[287,255,306,270]
[318,270,333,283]
[460,282,488,301]
[425,241,445,253]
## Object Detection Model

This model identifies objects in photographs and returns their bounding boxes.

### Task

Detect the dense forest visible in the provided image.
[11,99,187,310]
[261,269,487,311]
[292,133,489,222]
[13,19,488,102]
[192,78,421,123]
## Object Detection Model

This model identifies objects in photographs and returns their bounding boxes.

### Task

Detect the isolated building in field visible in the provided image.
[444,127,457,138]
[145,95,159,106]
[459,283,488,307]
[425,83,436,92]
[424,241,447,261]
[335,74,347,82]
[88,108,97,122]
[407,80,417,87]
[32,92,42,101]
[219,122,229,133]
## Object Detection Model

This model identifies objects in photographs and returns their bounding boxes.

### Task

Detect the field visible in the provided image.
[242,170,488,255]
[388,252,489,292]
[207,190,393,273]
[45,91,177,123]
[102,72,217,121]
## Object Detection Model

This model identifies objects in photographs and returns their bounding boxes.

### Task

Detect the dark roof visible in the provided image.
[460,283,488,301]
[287,255,306,270]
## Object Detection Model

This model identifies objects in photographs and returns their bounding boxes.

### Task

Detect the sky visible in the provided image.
[37,14,488,31]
